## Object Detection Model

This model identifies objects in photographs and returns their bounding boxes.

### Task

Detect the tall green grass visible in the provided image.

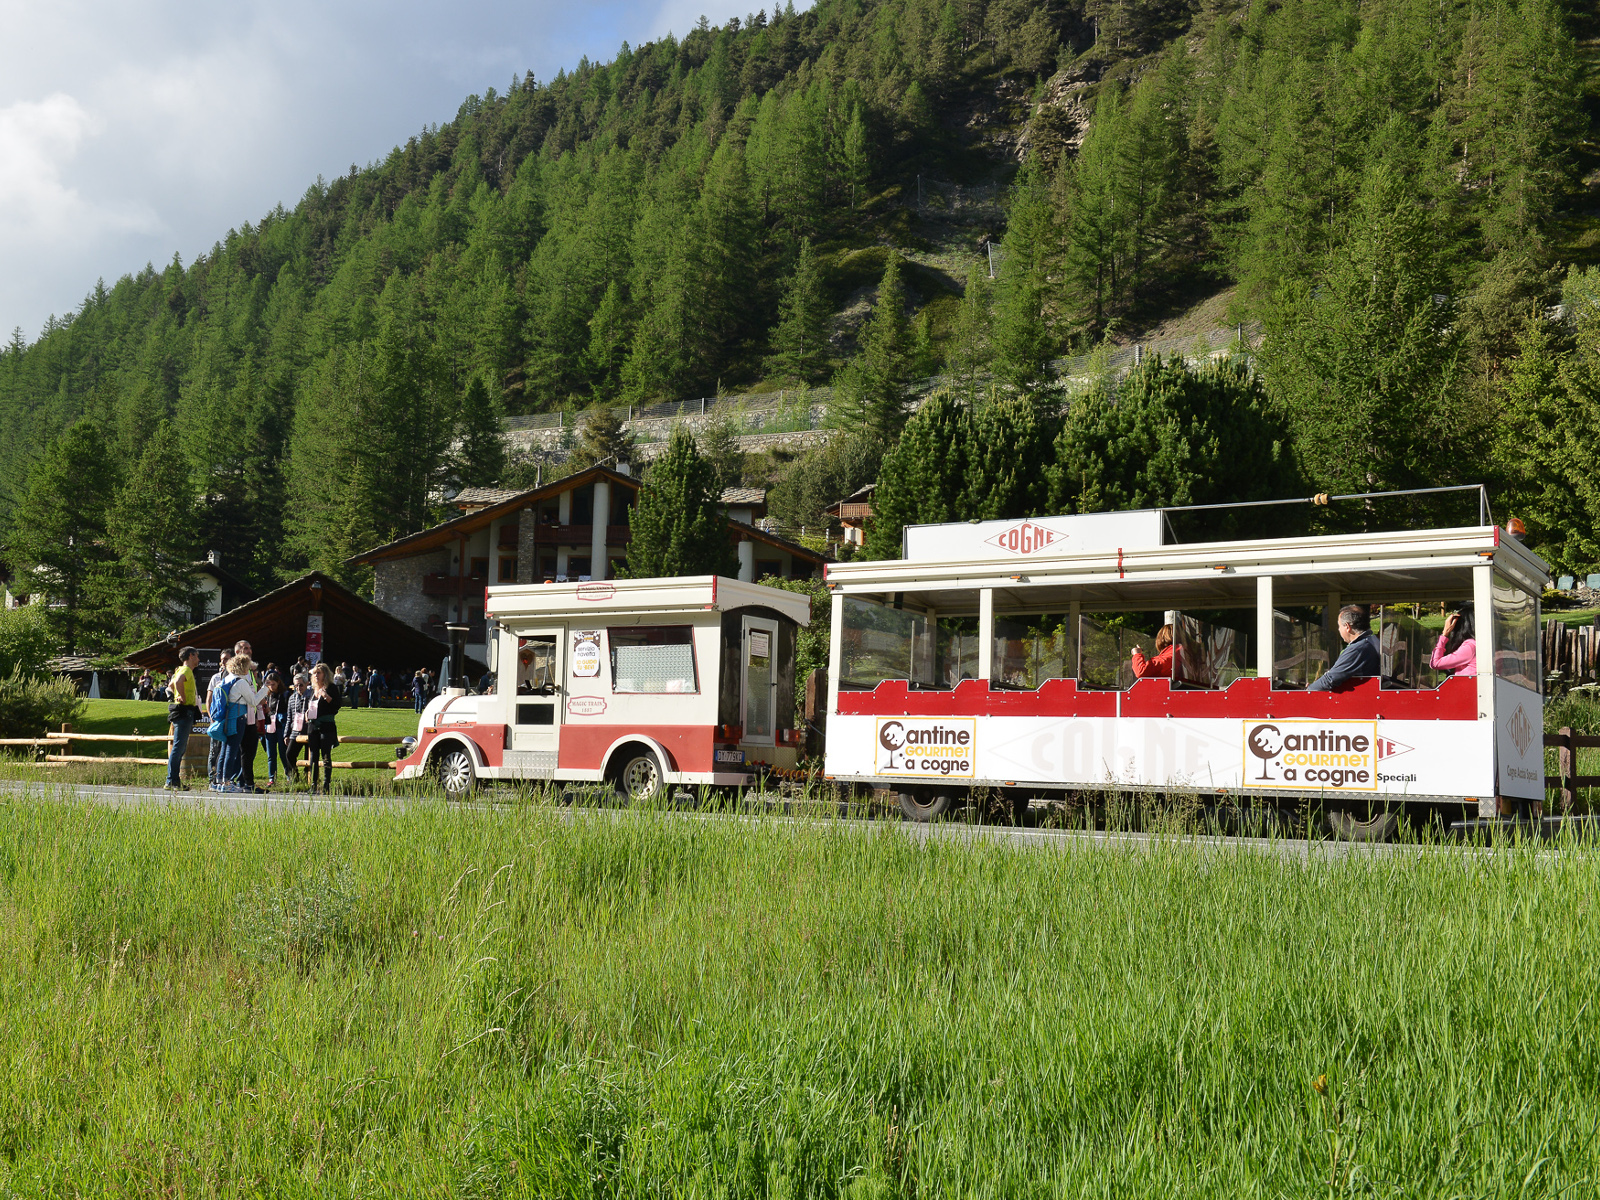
[0,795,1597,1195]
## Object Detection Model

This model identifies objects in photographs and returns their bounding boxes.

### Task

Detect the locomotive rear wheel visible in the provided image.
[615,750,664,802]
[435,747,476,798]
[896,788,954,822]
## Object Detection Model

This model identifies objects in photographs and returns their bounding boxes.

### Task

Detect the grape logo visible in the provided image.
[1241,720,1377,791]
[874,717,977,778]
[1507,704,1533,758]
[983,521,1062,556]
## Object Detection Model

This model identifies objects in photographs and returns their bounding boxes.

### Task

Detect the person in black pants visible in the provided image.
[306,662,342,794]
[284,671,312,784]
[232,638,263,791]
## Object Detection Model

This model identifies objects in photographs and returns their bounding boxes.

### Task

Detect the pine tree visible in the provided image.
[1259,166,1472,500]
[963,391,1057,520]
[625,426,738,577]
[865,391,973,558]
[450,375,507,488]
[991,164,1056,389]
[5,419,120,654]
[947,263,994,398]
[99,422,201,648]
[765,237,832,383]
[834,254,915,442]
[568,402,633,471]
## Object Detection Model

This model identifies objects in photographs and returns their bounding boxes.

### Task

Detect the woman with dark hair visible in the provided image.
[1430,604,1477,676]
[1131,624,1176,680]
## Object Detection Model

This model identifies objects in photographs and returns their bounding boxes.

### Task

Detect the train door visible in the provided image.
[509,628,564,774]
[741,615,779,746]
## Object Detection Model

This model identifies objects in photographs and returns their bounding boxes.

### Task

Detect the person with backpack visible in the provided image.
[232,640,265,792]
[209,653,267,791]
[305,662,343,794]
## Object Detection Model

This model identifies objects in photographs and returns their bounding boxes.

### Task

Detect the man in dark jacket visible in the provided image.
[1308,605,1380,691]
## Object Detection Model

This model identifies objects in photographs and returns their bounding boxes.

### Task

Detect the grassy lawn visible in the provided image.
[0,700,422,790]
[0,799,1596,1194]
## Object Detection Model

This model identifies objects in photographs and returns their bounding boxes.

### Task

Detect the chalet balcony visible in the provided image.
[524,523,632,547]
[421,571,488,598]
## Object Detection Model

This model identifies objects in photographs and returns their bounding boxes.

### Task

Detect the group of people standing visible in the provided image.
[165,640,344,794]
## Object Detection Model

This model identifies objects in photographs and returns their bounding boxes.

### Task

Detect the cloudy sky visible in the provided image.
[0,0,758,342]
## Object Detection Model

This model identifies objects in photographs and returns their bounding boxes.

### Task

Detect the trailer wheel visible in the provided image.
[1328,810,1399,843]
[435,745,476,798]
[896,788,953,822]
[614,748,664,802]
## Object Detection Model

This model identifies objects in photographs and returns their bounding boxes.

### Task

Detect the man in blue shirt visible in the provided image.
[1308,605,1380,691]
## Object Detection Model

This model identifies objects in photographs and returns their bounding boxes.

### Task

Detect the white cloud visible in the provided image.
[0,0,760,339]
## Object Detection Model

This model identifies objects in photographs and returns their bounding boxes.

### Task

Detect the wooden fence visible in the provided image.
[0,730,406,775]
[1546,727,1600,811]
[1543,621,1600,684]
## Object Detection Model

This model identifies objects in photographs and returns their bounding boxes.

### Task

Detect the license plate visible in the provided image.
[714,749,746,765]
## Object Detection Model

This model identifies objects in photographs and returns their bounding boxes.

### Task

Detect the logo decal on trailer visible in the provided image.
[567,696,607,716]
[577,582,616,602]
[1243,720,1379,791]
[1507,704,1533,757]
[875,717,977,778]
[983,521,1062,556]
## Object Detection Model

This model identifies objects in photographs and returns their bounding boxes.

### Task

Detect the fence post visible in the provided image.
[1560,726,1576,813]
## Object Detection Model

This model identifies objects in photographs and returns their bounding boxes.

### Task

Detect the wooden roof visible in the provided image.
[124,572,456,673]
[351,464,640,566]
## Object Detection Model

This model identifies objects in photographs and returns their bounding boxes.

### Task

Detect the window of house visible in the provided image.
[756,558,782,580]
[569,557,592,579]
[469,557,489,579]
[499,556,517,582]
[539,555,557,580]
[571,484,594,525]
[609,626,697,693]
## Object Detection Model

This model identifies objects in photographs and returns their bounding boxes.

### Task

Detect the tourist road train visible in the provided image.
[393,499,1549,835]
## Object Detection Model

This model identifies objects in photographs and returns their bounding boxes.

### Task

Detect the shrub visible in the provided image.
[0,667,85,738]
[0,604,53,679]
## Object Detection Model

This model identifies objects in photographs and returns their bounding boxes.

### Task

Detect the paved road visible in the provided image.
[0,778,1502,862]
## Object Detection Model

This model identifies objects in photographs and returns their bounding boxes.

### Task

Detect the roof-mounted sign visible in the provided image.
[901,510,1165,562]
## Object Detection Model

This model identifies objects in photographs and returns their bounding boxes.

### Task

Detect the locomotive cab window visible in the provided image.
[517,636,557,695]
[609,625,698,694]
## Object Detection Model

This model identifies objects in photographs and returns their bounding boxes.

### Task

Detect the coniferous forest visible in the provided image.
[2,0,1599,656]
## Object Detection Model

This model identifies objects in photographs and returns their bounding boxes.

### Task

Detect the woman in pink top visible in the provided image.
[1430,605,1476,676]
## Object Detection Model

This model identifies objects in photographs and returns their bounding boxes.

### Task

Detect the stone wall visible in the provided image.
[373,549,449,633]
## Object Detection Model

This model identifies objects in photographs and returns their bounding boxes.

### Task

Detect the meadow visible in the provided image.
[0,795,1597,1196]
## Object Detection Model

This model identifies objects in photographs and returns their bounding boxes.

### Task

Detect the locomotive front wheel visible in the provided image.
[435,747,476,798]
[616,750,664,802]
[896,788,953,822]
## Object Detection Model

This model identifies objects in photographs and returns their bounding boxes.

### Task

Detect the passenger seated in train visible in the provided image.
[1130,625,1176,680]
[1430,604,1477,677]
[1307,605,1379,691]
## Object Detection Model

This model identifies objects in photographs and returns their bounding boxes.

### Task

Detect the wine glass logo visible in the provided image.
[879,720,908,770]
[1247,723,1283,781]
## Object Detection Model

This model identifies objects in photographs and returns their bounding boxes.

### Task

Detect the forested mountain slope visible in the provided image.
[1,0,1596,647]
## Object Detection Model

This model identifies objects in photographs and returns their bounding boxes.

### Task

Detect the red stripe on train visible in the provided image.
[835,675,1477,720]
[557,725,719,773]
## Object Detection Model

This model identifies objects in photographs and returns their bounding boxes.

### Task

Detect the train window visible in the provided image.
[839,597,935,689]
[993,616,1071,689]
[1377,607,1447,689]
[1493,577,1539,691]
[1273,612,1335,689]
[517,637,557,694]
[609,626,698,693]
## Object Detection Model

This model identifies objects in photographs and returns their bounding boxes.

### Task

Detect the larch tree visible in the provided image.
[765,237,832,384]
[625,426,738,577]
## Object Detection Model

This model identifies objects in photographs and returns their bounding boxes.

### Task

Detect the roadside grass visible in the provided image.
[0,796,1597,1195]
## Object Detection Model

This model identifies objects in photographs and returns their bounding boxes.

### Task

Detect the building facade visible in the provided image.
[351,465,826,666]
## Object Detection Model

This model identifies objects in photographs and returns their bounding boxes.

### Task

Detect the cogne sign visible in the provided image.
[983,521,1061,556]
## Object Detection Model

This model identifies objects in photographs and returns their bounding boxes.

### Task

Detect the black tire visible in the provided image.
[434,744,476,798]
[897,788,954,822]
[614,748,665,802]
[1328,810,1399,843]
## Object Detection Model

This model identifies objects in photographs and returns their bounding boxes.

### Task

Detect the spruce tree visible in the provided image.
[625,426,738,577]
[699,410,746,494]
[865,391,973,558]
[6,419,120,654]
[450,375,507,488]
[765,237,832,383]
[99,422,201,648]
